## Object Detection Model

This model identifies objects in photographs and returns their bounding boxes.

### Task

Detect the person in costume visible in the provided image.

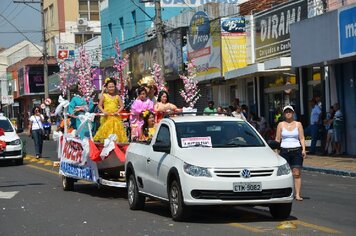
[68,94,94,139]
[94,78,128,143]
[130,86,154,140]
[139,110,156,141]
[138,74,157,104]
[154,90,178,123]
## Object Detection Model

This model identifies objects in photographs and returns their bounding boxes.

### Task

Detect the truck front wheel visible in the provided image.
[169,180,190,221]
[127,174,145,210]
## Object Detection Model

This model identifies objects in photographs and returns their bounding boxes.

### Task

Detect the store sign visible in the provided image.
[221,17,247,75]
[255,0,308,62]
[1,95,14,105]
[126,30,182,83]
[339,5,356,58]
[187,13,221,81]
[188,11,210,51]
[144,0,242,7]
[56,44,75,61]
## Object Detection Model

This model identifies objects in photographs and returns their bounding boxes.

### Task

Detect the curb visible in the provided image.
[303,166,356,177]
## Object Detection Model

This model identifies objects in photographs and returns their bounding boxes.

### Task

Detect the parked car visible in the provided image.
[125,116,293,221]
[0,114,24,165]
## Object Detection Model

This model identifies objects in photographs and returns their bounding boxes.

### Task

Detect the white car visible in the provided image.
[0,114,23,165]
[125,116,293,221]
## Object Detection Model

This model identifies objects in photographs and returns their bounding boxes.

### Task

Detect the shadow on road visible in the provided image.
[69,183,128,200]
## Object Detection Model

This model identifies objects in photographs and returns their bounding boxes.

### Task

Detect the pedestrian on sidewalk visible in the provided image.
[323,106,335,155]
[275,105,306,201]
[332,103,344,155]
[28,106,44,159]
[305,98,322,155]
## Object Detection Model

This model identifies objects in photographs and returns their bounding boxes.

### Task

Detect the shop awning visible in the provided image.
[225,60,292,80]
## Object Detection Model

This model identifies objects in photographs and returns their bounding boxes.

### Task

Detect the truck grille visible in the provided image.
[214,169,274,178]
[191,188,292,200]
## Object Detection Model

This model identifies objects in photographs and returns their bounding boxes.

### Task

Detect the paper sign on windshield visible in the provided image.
[181,137,212,148]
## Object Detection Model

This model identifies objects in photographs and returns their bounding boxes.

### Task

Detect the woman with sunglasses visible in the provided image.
[275,105,306,201]
[28,106,44,159]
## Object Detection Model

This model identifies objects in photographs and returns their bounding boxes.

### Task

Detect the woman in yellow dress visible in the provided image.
[94,78,128,143]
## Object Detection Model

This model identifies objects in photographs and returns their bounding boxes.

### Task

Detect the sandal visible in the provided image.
[295,197,303,201]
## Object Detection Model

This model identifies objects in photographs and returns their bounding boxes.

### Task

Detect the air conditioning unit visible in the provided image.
[77,18,88,27]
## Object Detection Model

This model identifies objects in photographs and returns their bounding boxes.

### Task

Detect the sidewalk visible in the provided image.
[304,154,356,177]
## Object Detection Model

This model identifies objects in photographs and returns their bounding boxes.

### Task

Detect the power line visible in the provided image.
[0,12,42,53]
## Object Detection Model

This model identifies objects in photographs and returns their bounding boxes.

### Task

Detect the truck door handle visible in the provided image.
[146,158,151,164]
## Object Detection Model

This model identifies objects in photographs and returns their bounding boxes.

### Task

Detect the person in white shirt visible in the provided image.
[275,105,306,201]
[305,98,322,154]
[232,106,247,121]
[28,106,44,159]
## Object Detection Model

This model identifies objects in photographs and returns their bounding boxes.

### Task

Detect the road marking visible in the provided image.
[27,164,59,175]
[0,191,19,199]
[293,220,340,234]
[228,223,265,233]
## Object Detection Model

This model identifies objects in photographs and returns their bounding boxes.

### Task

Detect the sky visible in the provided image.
[0,0,41,49]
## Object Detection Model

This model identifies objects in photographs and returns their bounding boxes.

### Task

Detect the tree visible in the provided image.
[179,61,201,108]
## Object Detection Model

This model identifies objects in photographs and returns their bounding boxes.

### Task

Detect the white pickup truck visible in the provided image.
[125,115,293,221]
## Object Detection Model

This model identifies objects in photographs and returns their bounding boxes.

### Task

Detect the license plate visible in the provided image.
[233,182,262,192]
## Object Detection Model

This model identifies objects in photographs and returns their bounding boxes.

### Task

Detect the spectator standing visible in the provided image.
[323,106,335,155]
[275,105,306,201]
[333,103,343,155]
[203,101,217,114]
[305,98,322,155]
[232,106,247,121]
[28,106,44,159]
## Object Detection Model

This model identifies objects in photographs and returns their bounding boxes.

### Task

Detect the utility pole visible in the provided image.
[14,0,48,100]
[41,0,49,100]
[154,0,165,76]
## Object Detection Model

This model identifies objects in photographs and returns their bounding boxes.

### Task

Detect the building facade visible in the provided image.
[291,3,356,155]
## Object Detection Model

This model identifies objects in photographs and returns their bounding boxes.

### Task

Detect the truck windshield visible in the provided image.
[0,120,14,132]
[175,121,265,148]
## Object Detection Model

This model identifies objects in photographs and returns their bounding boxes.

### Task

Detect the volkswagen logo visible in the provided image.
[241,169,251,178]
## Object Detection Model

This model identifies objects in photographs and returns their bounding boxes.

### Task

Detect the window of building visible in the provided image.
[119,17,124,41]
[79,0,100,21]
[49,4,54,25]
[75,33,101,45]
[131,10,137,35]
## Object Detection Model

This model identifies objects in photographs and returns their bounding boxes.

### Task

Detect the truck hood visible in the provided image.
[0,131,20,142]
[174,147,282,168]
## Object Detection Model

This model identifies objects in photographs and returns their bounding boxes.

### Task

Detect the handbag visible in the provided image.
[34,116,45,138]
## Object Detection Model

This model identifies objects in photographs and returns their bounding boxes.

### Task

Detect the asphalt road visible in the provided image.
[0,135,355,236]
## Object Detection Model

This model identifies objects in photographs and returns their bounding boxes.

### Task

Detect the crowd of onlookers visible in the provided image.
[203,98,344,156]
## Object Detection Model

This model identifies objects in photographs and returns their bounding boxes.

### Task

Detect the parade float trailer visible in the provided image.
[56,103,129,191]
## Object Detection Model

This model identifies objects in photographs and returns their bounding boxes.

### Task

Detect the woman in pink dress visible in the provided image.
[130,86,154,140]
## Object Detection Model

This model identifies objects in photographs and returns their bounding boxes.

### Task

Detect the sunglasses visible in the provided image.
[35,109,39,112]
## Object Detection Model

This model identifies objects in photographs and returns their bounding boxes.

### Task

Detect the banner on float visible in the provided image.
[59,138,99,182]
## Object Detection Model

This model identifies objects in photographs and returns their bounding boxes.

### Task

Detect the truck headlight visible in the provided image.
[183,162,212,177]
[277,163,291,176]
[9,139,22,145]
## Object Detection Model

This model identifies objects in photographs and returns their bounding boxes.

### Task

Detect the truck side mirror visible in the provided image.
[153,142,170,153]
[267,140,280,150]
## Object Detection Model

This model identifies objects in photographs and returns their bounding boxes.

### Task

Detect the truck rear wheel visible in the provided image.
[127,174,145,210]
[62,175,75,191]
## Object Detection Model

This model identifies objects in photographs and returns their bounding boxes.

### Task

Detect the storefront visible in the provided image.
[291,5,356,155]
